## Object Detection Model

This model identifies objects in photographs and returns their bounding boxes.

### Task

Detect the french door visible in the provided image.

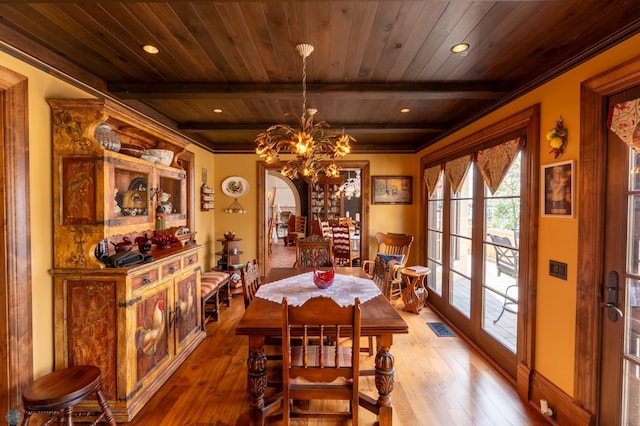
[599,87,640,425]
[426,152,522,376]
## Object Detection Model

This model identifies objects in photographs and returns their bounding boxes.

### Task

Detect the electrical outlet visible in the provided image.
[549,260,568,280]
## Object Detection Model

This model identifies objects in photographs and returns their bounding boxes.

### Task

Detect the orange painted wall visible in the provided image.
[418,32,640,395]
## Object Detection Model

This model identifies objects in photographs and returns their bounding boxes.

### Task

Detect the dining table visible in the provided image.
[235,266,409,426]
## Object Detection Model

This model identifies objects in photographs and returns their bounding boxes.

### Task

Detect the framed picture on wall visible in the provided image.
[541,160,574,217]
[372,176,413,204]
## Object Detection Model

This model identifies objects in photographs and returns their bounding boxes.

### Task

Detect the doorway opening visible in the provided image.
[258,161,370,277]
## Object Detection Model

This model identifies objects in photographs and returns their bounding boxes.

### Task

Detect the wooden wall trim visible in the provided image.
[576,53,640,413]
[0,66,33,412]
[530,371,595,425]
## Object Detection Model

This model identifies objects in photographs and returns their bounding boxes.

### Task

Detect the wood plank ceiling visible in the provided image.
[1,1,640,153]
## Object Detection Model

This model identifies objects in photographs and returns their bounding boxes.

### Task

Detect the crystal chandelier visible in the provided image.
[340,170,361,200]
[255,43,354,182]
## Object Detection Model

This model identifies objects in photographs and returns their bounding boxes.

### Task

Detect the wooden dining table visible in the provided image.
[235,267,409,426]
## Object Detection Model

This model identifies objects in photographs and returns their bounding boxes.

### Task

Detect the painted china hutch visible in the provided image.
[49,99,203,421]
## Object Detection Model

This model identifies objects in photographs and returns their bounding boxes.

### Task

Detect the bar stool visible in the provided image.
[21,365,116,426]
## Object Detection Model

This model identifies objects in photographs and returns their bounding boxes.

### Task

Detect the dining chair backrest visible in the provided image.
[281,296,361,424]
[331,224,359,266]
[286,214,307,246]
[339,216,357,234]
[375,232,414,268]
[295,234,332,268]
[240,259,260,309]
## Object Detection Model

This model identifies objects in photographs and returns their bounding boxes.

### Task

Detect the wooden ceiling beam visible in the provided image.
[179,122,449,134]
[109,82,510,100]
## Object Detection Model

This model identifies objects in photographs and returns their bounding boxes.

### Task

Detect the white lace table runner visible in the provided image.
[256,272,381,307]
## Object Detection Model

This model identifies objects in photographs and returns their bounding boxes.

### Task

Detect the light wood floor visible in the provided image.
[126,290,548,425]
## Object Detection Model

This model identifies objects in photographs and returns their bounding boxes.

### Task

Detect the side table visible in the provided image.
[400,266,430,314]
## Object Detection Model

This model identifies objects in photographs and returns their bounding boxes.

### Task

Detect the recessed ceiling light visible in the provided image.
[400,108,410,113]
[213,108,223,114]
[143,44,159,54]
[451,43,469,54]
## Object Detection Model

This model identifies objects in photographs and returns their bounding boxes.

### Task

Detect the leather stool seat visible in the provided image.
[22,365,115,425]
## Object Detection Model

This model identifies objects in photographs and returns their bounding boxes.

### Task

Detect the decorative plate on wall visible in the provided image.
[222,176,249,198]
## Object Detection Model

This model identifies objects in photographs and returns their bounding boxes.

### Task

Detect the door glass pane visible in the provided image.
[623,279,640,426]
[482,153,520,353]
[621,148,640,422]
[450,271,471,317]
[427,171,444,294]
[450,166,472,317]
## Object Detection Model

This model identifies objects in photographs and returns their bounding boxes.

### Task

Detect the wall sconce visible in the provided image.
[225,199,246,214]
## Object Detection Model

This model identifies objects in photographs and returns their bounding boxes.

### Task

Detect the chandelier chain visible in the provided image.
[301,54,307,122]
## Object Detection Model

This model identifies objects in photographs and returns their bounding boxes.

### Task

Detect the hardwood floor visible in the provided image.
[126,287,548,425]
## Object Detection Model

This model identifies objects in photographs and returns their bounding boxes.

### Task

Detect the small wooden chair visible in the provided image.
[294,234,332,268]
[331,224,360,266]
[281,296,361,425]
[240,259,261,308]
[286,214,307,246]
[21,365,116,426]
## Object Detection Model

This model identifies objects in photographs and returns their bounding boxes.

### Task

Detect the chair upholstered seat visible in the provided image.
[200,271,230,326]
[290,345,353,368]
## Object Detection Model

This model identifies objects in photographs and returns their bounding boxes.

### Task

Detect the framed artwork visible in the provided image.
[372,176,413,204]
[541,160,574,217]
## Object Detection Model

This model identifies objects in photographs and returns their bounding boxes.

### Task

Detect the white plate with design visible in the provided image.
[222,176,249,198]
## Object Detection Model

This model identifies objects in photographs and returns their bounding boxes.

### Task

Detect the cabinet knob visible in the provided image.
[169,265,175,274]
[142,275,151,284]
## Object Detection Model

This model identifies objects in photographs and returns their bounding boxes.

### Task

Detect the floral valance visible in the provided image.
[424,165,442,197]
[424,137,523,196]
[445,155,472,194]
[476,137,523,194]
[608,98,640,155]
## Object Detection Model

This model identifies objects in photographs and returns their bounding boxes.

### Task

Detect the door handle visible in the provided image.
[601,302,624,319]
[602,271,624,322]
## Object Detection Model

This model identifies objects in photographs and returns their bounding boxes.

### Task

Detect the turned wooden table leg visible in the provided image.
[375,334,395,426]
[246,336,268,425]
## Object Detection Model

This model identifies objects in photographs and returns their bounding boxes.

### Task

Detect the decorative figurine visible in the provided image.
[160,191,172,215]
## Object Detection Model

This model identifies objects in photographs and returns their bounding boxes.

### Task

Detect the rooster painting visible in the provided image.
[137,295,166,356]
[177,282,194,318]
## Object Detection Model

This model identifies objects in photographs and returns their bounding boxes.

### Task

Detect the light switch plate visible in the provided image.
[549,260,568,280]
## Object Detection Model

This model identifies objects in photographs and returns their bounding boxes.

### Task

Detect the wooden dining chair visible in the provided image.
[286,214,307,246]
[294,234,332,268]
[362,232,414,299]
[281,296,361,425]
[331,224,360,266]
[240,259,261,309]
[240,259,283,388]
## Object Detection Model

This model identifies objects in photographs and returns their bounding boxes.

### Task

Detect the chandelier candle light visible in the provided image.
[255,43,355,182]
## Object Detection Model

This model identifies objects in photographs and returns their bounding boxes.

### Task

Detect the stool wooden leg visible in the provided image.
[95,387,116,426]
[62,406,73,426]
[20,412,32,426]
